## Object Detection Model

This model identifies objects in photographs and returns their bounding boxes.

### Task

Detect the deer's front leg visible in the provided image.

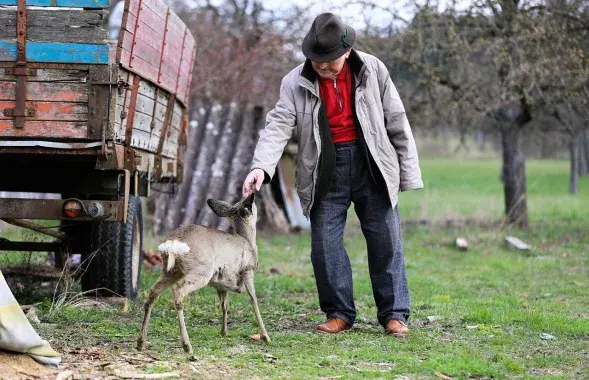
[243,271,270,343]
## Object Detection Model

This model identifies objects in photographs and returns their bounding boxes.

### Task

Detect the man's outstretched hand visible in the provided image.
[242,169,265,197]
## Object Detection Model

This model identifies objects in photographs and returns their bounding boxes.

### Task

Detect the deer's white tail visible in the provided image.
[158,240,190,272]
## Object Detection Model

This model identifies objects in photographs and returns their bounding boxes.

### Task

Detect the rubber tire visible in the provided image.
[80,196,143,299]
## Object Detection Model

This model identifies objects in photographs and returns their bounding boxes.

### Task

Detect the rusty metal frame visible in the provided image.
[0,198,124,221]
[157,8,171,85]
[124,75,141,144]
[88,65,116,140]
[174,28,188,95]
[13,0,35,129]
[154,93,176,180]
[149,87,160,133]
[0,242,63,252]
[1,218,70,241]
[174,110,188,183]
[128,0,143,69]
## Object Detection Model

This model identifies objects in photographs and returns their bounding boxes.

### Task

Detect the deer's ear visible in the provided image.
[243,193,255,211]
[207,199,234,217]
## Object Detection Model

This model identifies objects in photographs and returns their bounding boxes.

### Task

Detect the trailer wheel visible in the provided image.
[80,196,143,299]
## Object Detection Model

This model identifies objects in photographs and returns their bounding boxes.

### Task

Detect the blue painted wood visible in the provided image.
[0,0,108,7]
[0,41,109,64]
[0,41,17,61]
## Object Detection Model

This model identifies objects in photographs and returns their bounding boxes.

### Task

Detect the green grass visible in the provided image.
[19,158,589,378]
[400,158,589,222]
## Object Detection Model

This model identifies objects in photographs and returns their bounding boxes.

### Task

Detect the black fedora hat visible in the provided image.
[302,13,356,62]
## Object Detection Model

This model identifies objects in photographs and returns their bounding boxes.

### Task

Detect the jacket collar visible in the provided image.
[299,49,368,95]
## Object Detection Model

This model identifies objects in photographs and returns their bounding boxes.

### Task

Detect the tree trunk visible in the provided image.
[579,129,589,177]
[570,135,579,194]
[258,185,290,233]
[152,183,174,234]
[180,102,227,226]
[216,105,260,231]
[163,102,211,231]
[501,124,528,228]
[198,103,245,227]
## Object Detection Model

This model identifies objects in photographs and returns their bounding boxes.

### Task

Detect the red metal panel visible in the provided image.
[0,101,87,121]
[0,120,87,137]
[116,0,196,107]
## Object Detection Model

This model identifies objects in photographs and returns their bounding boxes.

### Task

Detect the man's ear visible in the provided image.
[207,199,234,217]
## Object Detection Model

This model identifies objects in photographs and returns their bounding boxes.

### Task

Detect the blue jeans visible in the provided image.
[310,141,410,327]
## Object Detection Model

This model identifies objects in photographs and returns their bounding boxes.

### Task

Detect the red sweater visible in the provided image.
[318,63,357,143]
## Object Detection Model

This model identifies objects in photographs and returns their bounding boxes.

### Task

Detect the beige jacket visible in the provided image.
[251,50,423,217]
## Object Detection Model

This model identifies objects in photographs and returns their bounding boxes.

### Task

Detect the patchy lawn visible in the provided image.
[32,219,588,379]
[4,158,589,379]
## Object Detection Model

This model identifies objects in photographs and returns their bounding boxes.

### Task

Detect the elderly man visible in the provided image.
[242,13,423,337]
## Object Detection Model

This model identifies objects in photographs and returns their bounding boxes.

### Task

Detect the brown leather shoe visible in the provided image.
[385,319,408,338]
[316,318,351,334]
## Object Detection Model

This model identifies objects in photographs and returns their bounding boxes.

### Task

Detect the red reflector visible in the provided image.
[63,200,84,217]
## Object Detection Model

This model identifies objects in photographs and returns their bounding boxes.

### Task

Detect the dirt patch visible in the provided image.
[54,346,238,380]
[0,347,240,380]
[0,350,59,379]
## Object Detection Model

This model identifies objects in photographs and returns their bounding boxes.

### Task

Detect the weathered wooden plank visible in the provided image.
[131,20,165,50]
[133,93,166,122]
[130,38,162,69]
[0,9,107,44]
[166,11,186,37]
[0,0,109,8]
[0,120,87,137]
[141,0,168,22]
[125,0,140,17]
[0,68,88,83]
[119,48,159,84]
[0,41,109,64]
[0,82,88,102]
[176,34,196,104]
[0,101,87,121]
[128,109,155,133]
[130,127,159,152]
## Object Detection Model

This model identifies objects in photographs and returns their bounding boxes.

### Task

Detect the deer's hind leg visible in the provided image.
[172,277,211,353]
[138,274,179,351]
[217,289,229,337]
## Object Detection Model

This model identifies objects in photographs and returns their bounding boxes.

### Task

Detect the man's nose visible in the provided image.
[318,62,330,70]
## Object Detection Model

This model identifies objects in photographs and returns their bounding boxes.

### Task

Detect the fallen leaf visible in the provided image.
[540,333,556,340]
[374,362,396,367]
[434,371,453,379]
[56,370,74,380]
[263,353,278,362]
[118,372,180,379]
[250,334,261,341]
[466,325,478,330]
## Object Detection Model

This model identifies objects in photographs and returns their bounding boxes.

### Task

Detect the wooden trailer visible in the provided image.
[0,0,196,298]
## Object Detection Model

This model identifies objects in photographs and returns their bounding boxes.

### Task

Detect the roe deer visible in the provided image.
[137,193,270,353]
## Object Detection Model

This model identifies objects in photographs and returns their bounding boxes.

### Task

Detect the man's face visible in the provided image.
[311,51,351,79]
